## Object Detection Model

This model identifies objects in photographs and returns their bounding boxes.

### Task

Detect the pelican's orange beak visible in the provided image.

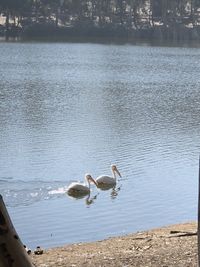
[88,177,98,187]
[115,168,121,178]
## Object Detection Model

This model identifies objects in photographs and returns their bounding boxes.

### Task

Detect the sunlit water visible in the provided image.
[0,42,200,249]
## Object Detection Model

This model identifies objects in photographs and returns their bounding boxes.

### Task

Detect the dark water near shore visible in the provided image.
[0,42,200,249]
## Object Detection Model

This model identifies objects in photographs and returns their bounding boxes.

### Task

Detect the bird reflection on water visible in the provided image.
[110,185,122,199]
[67,190,99,206]
[85,193,99,206]
[67,183,122,205]
[96,182,122,199]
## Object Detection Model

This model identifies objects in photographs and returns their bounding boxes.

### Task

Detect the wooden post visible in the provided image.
[0,195,34,267]
[198,156,200,267]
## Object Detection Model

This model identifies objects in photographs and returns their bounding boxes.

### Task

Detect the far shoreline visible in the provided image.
[1,36,200,50]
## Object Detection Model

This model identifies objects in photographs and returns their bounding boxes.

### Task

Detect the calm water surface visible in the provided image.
[0,42,200,249]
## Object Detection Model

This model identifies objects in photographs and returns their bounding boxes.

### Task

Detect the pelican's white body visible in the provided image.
[96,175,116,185]
[67,182,90,194]
[95,165,121,186]
[67,174,97,196]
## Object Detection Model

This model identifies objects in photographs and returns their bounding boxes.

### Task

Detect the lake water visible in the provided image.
[0,42,200,249]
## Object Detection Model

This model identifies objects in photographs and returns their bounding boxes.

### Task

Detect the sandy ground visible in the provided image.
[31,222,198,267]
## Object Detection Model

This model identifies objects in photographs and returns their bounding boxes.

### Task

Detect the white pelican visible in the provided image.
[67,174,97,197]
[95,165,121,188]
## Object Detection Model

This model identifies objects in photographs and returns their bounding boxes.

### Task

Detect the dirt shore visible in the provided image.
[31,222,198,267]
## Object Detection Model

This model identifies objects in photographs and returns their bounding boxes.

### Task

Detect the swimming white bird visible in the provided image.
[67,174,97,196]
[95,165,121,187]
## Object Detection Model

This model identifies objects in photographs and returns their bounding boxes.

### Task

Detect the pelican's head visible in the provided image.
[111,164,121,178]
[85,174,98,187]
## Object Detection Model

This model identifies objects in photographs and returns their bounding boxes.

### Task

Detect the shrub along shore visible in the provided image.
[31,221,197,267]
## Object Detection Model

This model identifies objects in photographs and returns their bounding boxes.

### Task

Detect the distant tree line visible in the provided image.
[1,0,200,40]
